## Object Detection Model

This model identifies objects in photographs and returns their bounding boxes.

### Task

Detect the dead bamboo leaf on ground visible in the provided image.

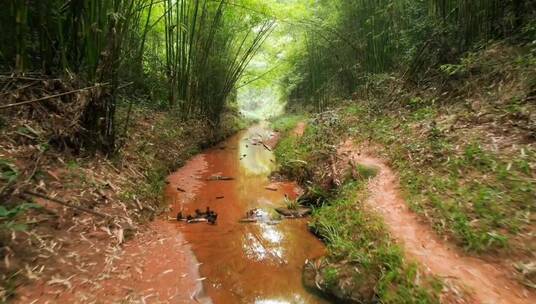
[47,274,76,289]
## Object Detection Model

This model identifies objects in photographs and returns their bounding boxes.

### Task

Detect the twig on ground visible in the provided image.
[0,83,109,110]
[23,191,113,219]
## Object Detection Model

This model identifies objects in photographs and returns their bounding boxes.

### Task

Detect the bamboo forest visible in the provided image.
[1,1,535,303]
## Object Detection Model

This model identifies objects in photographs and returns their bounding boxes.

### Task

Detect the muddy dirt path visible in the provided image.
[340,140,536,304]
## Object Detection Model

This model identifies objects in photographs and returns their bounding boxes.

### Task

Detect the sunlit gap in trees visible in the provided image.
[237,27,294,120]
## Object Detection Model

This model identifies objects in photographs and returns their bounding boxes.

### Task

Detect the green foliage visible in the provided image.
[66,160,80,171]
[323,267,338,288]
[355,164,378,181]
[0,202,41,231]
[271,114,303,133]
[274,133,310,182]
[0,159,18,185]
[0,0,274,152]
[310,181,441,303]
[161,0,275,121]
[284,195,299,210]
[341,103,536,253]
[0,0,140,76]
[280,0,536,109]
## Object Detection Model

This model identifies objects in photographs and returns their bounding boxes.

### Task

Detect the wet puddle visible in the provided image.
[165,124,327,303]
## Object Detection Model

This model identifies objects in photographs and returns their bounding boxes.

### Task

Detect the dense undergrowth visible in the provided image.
[272,40,535,301]
[272,116,441,303]
[307,181,441,303]
[338,42,536,257]
[277,42,536,257]
[0,102,245,301]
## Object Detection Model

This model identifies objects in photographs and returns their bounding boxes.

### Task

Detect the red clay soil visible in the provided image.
[339,139,536,304]
[293,122,307,137]
[15,221,203,303]
[13,139,212,304]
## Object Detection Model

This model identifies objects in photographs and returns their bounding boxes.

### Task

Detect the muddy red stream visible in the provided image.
[165,124,327,303]
[13,124,326,304]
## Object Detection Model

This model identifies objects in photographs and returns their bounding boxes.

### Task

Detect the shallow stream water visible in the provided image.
[165,124,328,303]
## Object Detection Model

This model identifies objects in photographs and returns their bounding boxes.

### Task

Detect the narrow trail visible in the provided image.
[339,140,536,304]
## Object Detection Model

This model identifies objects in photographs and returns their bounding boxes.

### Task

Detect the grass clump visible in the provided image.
[271,114,305,133]
[308,181,441,303]
[274,132,311,183]
[284,195,299,210]
[355,164,379,180]
[341,101,535,254]
[274,113,345,186]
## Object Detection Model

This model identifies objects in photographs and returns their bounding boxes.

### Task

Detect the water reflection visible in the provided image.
[239,124,277,175]
[262,224,283,243]
[169,124,328,303]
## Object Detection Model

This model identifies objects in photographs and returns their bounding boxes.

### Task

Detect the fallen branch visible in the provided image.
[23,190,112,219]
[261,142,272,151]
[0,75,54,81]
[0,81,39,97]
[0,83,109,110]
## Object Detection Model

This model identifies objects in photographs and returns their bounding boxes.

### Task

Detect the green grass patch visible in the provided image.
[273,132,311,182]
[341,104,536,254]
[355,164,379,180]
[310,181,441,303]
[273,114,344,185]
[270,114,304,133]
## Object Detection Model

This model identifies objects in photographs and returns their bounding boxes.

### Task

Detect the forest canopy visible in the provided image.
[1,0,534,150]
[0,0,275,152]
